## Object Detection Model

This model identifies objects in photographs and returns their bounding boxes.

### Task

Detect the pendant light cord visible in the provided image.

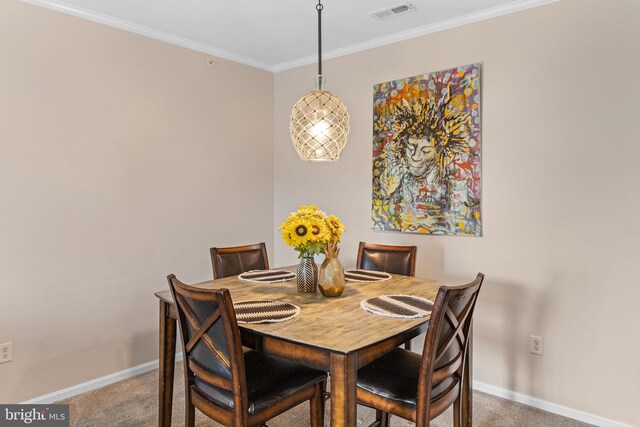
[317,0,323,90]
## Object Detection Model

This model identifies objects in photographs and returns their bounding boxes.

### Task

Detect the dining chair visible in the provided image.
[167,274,326,427]
[357,241,418,349]
[356,273,484,427]
[210,242,269,279]
[356,242,417,277]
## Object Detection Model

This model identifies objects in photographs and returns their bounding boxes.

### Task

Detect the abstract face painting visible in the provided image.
[372,64,481,236]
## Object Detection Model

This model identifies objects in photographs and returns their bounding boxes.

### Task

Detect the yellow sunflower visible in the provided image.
[326,215,346,239]
[308,217,330,243]
[297,204,319,215]
[279,205,345,257]
[285,218,315,248]
[281,225,295,246]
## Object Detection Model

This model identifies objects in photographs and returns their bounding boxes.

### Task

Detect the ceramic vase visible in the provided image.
[318,255,345,297]
[297,256,318,293]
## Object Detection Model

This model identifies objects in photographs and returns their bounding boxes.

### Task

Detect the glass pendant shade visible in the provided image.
[290,88,350,161]
[289,0,350,161]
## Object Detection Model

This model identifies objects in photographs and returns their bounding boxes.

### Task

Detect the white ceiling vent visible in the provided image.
[370,3,416,21]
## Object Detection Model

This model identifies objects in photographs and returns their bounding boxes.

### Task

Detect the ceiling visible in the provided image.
[24,0,556,71]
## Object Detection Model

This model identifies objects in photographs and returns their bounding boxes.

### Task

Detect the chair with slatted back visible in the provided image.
[210,242,269,279]
[356,273,484,427]
[357,242,417,349]
[167,274,326,427]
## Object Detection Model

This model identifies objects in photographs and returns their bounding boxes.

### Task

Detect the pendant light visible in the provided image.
[290,0,350,161]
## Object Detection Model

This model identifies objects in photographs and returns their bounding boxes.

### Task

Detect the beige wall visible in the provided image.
[2,0,639,422]
[0,0,274,403]
[274,0,640,424]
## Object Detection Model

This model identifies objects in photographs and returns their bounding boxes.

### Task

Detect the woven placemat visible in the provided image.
[360,295,434,319]
[238,270,296,283]
[345,269,392,282]
[233,300,300,324]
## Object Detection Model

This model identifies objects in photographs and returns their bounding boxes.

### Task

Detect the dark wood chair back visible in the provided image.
[167,275,249,418]
[210,242,269,279]
[356,242,417,276]
[168,274,326,427]
[416,273,484,424]
[357,241,418,349]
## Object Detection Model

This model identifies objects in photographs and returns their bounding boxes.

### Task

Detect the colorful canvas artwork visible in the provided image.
[372,64,481,236]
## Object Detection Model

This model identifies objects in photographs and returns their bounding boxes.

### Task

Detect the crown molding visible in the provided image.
[21,0,558,74]
[273,0,559,72]
[20,0,275,72]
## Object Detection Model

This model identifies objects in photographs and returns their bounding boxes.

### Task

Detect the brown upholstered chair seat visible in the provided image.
[355,274,484,427]
[357,348,454,408]
[194,350,327,415]
[168,275,326,426]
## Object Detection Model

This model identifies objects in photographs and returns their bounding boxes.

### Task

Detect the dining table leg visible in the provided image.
[159,300,177,427]
[329,352,357,427]
[462,322,473,427]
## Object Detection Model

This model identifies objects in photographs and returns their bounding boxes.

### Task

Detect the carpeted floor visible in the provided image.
[59,363,591,426]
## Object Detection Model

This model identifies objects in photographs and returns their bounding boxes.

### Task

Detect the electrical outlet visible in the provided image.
[0,342,12,363]
[530,335,543,355]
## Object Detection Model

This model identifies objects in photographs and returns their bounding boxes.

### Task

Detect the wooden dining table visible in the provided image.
[154,267,473,427]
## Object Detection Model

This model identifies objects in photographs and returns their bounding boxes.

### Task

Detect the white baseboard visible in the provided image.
[473,380,628,427]
[21,358,627,426]
[21,353,183,404]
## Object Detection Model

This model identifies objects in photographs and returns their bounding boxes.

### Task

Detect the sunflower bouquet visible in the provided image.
[278,205,345,258]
